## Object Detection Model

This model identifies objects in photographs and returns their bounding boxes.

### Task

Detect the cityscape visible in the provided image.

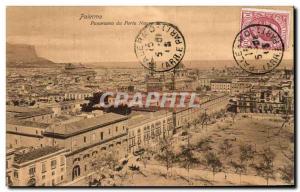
[6,6,294,187]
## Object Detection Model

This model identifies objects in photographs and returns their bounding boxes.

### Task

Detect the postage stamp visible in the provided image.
[241,8,290,48]
[232,24,284,74]
[134,21,186,72]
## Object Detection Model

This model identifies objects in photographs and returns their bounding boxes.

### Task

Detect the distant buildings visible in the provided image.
[146,63,193,91]
[6,60,294,186]
[235,85,293,114]
[211,79,232,93]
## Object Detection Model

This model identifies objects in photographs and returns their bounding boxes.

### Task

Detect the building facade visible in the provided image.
[211,80,232,93]
[43,113,128,182]
[9,147,67,186]
[127,111,173,153]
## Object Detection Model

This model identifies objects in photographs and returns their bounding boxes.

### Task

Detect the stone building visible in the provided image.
[127,110,173,153]
[7,120,49,149]
[7,106,55,123]
[211,79,232,93]
[8,146,67,186]
[43,113,128,182]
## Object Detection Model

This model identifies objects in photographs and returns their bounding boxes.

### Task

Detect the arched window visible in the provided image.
[73,158,80,164]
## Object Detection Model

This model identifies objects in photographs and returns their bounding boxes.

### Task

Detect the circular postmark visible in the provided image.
[232,24,284,74]
[134,22,186,72]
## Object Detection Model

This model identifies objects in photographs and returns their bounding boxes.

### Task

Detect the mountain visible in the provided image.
[6,43,63,68]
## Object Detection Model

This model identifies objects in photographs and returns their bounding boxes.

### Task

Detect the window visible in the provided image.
[60,156,65,166]
[15,139,18,145]
[84,136,87,143]
[73,158,80,164]
[83,154,90,159]
[100,132,104,140]
[14,171,18,178]
[109,129,111,135]
[52,179,55,186]
[61,167,64,172]
[42,175,46,180]
[52,171,55,176]
[29,166,36,176]
[61,175,64,181]
[41,162,46,173]
[51,160,57,169]
[84,164,87,171]
[92,151,98,156]
[36,130,38,135]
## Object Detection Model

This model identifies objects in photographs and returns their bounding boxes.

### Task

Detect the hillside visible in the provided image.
[6,43,63,68]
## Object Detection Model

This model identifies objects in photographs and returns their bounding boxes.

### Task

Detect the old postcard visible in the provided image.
[6,6,294,187]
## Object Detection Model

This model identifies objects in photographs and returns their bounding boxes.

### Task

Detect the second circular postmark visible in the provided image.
[134,21,186,73]
[232,24,284,75]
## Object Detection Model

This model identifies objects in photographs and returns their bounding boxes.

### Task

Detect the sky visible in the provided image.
[7,6,294,65]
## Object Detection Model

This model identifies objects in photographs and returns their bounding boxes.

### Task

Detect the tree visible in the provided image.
[205,152,222,182]
[196,137,212,152]
[89,151,119,185]
[218,139,233,178]
[233,144,255,184]
[192,119,199,130]
[140,148,151,168]
[279,163,294,184]
[254,147,276,185]
[155,137,177,176]
[230,112,237,123]
[219,139,233,158]
[230,160,246,184]
[197,113,208,130]
[239,144,255,166]
[178,144,199,183]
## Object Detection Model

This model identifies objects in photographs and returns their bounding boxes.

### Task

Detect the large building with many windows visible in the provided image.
[43,113,128,182]
[211,80,232,93]
[127,110,173,153]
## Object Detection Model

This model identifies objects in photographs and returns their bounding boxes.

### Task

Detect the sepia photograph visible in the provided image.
[5,6,294,187]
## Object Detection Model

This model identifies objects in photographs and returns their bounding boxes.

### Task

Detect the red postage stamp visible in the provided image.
[241,8,290,49]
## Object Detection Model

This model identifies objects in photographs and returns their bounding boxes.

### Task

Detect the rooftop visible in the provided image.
[14,146,63,164]
[7,119,50,129]
[7,106,53,119]
[45,113,128,137]
[211,79,232,83]
[127,110,171,128]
